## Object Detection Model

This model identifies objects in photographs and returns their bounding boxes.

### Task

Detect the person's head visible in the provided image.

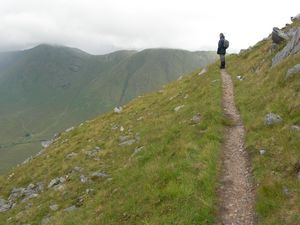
[220,33,225,39]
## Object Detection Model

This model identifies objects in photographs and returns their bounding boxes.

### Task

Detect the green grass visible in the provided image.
[0,65,223,225]
[227,22,300,224]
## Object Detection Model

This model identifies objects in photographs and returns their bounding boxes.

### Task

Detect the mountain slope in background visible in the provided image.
[0,45,217,173]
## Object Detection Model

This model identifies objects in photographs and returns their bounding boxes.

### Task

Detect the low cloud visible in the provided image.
[0,0,299,54]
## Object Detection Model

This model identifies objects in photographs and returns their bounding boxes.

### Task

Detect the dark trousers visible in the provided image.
[220,54,225,69]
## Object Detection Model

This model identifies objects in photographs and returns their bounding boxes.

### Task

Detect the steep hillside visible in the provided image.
[227,19,300,224]
[0,66,223,224]
[1,17,299,225]
[0,45,217,174]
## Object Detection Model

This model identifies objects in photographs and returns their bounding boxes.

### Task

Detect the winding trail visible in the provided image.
[217,70,256,225]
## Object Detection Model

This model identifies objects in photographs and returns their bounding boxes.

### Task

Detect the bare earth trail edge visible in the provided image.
[217,69,257,225]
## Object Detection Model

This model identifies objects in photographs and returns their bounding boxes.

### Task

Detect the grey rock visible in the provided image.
[72,166,83,173]
[135,133,141,142]
[64,205,76,212]
[66,152,78,159]
[136,116,144,121]
[65,127,74,133]
[291,125,300,132]
[85,147,101,158]
[22,157,33,165]
[41,140,52,148]
[40,216,51,225]
[59,177,66,183]
[80,175,89,183]
[119,135,136,146]
[291,13,300,22]
[131,146,145,157]
[8,182,44,205]
[35,182,44,193]
[236,75,244,81]
[21,193,39,203]
[119,139,136,146]
[174,105,184,112]
[283,186,289,195]
[111,124,119,130]
[10,188,25,198]
[54,184,65,191]
[286,28,298,38]
[177,76,183,80]
[119,135,130,142]
[285,64,300,80]
[191,114,201,124]
[0,198,11,212]
[298,171,300,180]
[86,189,95,194]
[264,113,283,126]
[198,68,207,76]
[113,106,123,113]
[91,171,108,179]
[271,43,279,52]
[48,177,66,188]
[259,149,266,155]
[49,204,59,211]
[272,27,300,67]
[272,27,289,44]
[169,95,177,101]
[75,196,85,207]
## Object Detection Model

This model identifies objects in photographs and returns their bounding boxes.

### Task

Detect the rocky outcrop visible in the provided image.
[272,26,300,67]
[0,182,44,213]
[272,27,289,44]
[285,64,300,80]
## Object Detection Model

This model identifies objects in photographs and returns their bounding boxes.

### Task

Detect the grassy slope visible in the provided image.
[227,20,300,224]
[0,46,217,174]
[0,65,223,225]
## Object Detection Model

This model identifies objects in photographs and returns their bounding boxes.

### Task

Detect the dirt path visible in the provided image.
[217,70,256,225]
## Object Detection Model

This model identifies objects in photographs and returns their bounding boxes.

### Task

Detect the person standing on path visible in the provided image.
[217,33,227,69]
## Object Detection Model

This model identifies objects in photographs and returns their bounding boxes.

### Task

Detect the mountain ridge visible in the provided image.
[0,45,217,173]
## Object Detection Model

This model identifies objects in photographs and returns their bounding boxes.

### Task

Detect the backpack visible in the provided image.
[224,39,229,49]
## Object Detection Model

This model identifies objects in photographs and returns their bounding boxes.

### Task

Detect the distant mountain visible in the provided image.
[0,44,217,173]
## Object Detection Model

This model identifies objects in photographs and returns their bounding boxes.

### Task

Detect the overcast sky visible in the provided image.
[0,0,299,54]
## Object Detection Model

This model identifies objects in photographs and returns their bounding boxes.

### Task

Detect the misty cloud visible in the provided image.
[0,0,299,54]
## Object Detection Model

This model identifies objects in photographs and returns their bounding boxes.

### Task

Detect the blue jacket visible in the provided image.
[217,37,226,55]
